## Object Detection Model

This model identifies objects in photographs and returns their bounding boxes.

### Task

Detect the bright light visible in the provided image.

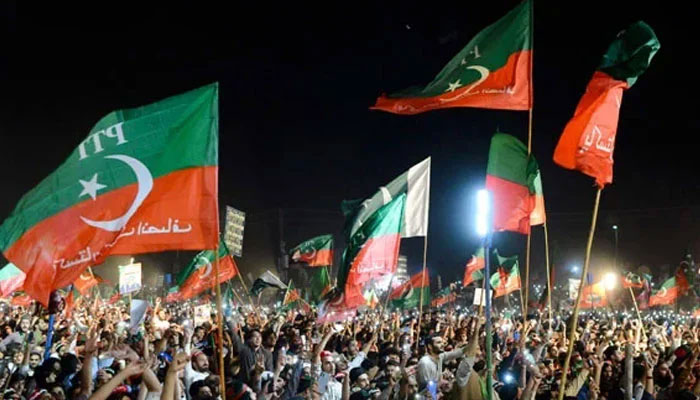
[603,272,618,290]
[571,265,580,273]
[475,189,491,238]
[612,225,618,230]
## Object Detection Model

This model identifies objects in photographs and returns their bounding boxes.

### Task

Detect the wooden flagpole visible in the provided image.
[523,0,535,326]
[557,188,602,400]
[213,246,226,397]
[416,236,428,352]
[544,221,553,327]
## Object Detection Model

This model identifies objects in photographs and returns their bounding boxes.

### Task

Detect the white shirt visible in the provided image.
[347,352,366,370]
[184,362,210,396]
[416,349,464,388]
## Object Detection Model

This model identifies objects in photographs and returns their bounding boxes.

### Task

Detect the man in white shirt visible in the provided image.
[416,335,468,389]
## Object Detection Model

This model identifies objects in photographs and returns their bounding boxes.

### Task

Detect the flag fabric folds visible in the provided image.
[0,84,220,305]
[178,239,239,300]
[372,0,532,114]
[250,270,287,296]
[553,22,660,187]
[290,234,334,267]
[486,133,545,234]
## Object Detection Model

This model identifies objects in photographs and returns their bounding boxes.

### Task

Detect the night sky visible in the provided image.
[1,1,698,287]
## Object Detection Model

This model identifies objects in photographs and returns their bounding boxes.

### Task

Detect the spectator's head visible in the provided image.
[320,351,335,374]
[192,351,209,372]
[427,335,445,355]
[348,339,360,357]
[246,329,262,349]
[29,351,42,369]
[194,327,206,342]
[262,329,276,348]
[190,380,214,400]
[350,367,369,389]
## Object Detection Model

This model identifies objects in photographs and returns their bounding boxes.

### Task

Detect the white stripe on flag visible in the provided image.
[405,157,430,238]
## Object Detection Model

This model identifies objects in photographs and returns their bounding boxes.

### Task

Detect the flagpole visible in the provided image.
[213,246,226,398]
[381,274,396,316]
[524,0,535,329]
[484,232,494,400]
[557,188,602,400]
[628,287,647,339]
[544,221,553,327]
[416,236,428,352]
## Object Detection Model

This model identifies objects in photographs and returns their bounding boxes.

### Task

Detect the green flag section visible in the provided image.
[372,0,531,114]
[622,272,644,289]
[0,263,25,298]
[342,157,430,240]
[178,240,239,300]
[463,248,485,287]
[310,267,332,304]
[250,270,287,296]
[290,234,334,267]
[579,281,608,309]
[340,194,407,308]
[649,276,681,307]
[486,133,544,234]
[390,270,430,309]
[554,22,660,187]
[489,255,520,298]
[0,84,220,305]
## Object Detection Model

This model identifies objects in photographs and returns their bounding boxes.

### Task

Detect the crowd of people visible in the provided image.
[0,293,698,400]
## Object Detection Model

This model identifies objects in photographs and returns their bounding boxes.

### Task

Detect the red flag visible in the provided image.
[73,272,103,295]
[553,22,660,187]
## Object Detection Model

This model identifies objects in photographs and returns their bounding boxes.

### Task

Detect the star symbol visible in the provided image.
[79,173,107,201]
[445,79,463,92]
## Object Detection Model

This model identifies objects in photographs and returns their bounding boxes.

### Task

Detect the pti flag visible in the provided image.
[553,22,660,187]
[372,0,531,114]
[290,234,334,267]
[486,133,545,234]
[0,263,25,298]
[178,240,239,300]
[0,84,220,305]
[463,248,485,287]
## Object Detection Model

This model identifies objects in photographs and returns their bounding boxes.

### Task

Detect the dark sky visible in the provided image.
[1,1,698,286]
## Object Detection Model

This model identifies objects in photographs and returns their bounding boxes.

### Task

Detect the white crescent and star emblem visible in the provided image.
[79,273,91,281]
[196,256,213,279]
[80,154,153,232]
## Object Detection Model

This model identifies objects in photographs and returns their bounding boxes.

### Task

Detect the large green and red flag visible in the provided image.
[463,248,485,287]
[553,22,660,187]
[431,287,456,307]
[338,157,430,307]
[579,281,608,309]
[372,0,531,114]
[489,256,521,298]
[390,270,430,309]
[290,234,333,267]
[0,84,219,305]
[486,133,545,234]
[177,239,239,300]
[649,276,683,307]
[0,263,25,298]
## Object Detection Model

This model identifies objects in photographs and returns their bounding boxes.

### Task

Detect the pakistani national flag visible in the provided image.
[0,84,219,305]
[463,248,486,287]
[489,254,520,298]
[390,270,430,309]
[290,234,334,267]
[486,133,545,234]
[250,270,287,296]
[178,239,239,300]
[372,0,531,114]
[554,22,660,187]
[0,263,25,298]
[338,158,430,307]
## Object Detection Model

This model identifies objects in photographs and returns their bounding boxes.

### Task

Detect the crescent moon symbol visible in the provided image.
[81,155,153,232]
[80,273,91,281]
[197,256,213,279]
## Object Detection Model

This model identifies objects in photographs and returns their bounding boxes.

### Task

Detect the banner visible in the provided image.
[194,304,212,326]
[224,206,246,257]
[568,278,581,300]
[473,287,492,306]
[119,263,142,295]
